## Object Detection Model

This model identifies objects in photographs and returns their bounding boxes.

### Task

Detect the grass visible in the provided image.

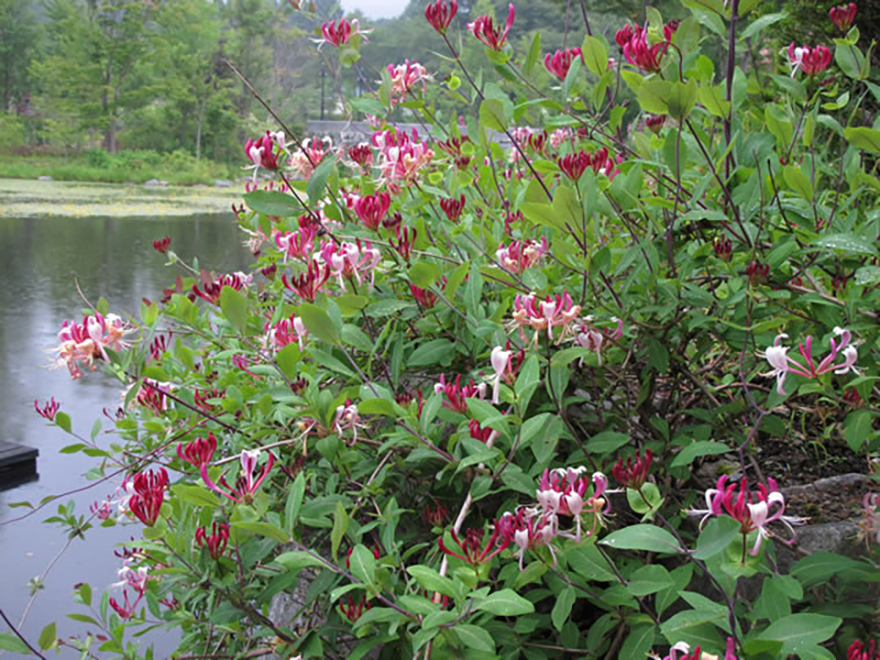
[0,152,239,186]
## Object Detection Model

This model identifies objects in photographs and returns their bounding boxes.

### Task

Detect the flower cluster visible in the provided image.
[316,239,381,291]
[468,3,514,51]
[616,23,671,74]
[266,314,308,351]
[177,433,217,468]
[128,468,168,527]
[830,2,857,31]
[387,60,428,105]
[191,272,252,305]
[762,328,859,395]
[201,450,275,505]
[545,47,582,80]
[495,237,548,274]
[354,192,391,231]
[34,397,60,421]
[289,136,332,178]
[282,259,331,302]
[54,313,132,379]
[375,128,434,184]
[510,291,582,346]
[613,449,652,489]
[275,221,317,263]
[848,639,879,660]
[572,316,623,365]
[434,374,487,413]
[245,131,284,180]
[110,565,151,619]
[557,147,620,180]
[196,522,230,560]
[786,44,832,78]
[425,0,457,34]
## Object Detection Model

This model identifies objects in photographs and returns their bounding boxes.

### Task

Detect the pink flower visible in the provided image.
[191,272,252,305]
[687,476,805,556]
[200,450,275,505]
[787,44,833,77]
[177,433,217,468]
[153,236,171,254]
[53,313,133,379]
[282,259,331,302]
[468,419,495,443]
[510,291,582,346]
[34,397,60,421]
[128,468,168,527]
[348,143,373,169]
[830,3,857,31]
[619,24,668,73]
[266,314,308,351]
[196,522,230,560]
[317,18,370,48]
[354,192,391,231]
[762,327,859,395]
[289,136,333,178]
[848,639,879,660]
[859,493,880,548]
[549,127,572,149]
[439,523,509,565]
[434,374,487,413]
[391,226,417,263]
[274,222,316,263]
[334,399,365,445]
[613,449,652,489]
[572,316,623,366]
[440,194,465,222]
[468,3,514,51]
[425,0,457,34]
[489,345,512,404]
[316,239,381,291]
[244,131,284,181]
[497,507,558,571]
[545,48,582,80]
[376,129,434,183]
[387,60,429,106]
[646,114,666,134]
[537,468,608,542]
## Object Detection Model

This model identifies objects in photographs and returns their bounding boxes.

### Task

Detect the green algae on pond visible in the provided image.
[0,177,248,218]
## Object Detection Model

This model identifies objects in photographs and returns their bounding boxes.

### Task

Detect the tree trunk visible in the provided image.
[195,97,205,161]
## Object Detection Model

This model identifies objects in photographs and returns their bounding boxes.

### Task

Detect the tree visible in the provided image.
[0,0,40,112]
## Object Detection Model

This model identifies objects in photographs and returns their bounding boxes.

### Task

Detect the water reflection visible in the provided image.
[0,213,249,654]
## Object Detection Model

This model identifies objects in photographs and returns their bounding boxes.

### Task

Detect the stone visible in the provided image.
[144,179,169,187]
[213,179,233,187]
[37,175,53,181]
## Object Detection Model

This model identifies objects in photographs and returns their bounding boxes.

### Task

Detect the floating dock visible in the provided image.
[0,441,39,489]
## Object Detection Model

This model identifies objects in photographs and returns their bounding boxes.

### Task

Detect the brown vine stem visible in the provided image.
[0,608,47,659]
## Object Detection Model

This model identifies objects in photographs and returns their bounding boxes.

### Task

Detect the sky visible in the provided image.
[340,0,409,19]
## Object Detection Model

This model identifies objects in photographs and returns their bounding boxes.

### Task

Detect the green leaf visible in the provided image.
[358,398,401,417]
[836,43,866,80]
[666,80,698,120]
[698,82,730,118]
[694,515,741,560]
[791,552,868,587]
[568,545,617,582]
[586,431,630,454]
[619,624,656,659]
[551,587,576,631]
[600,524,681,553]
[855,266,880,286]
[670,441,730,468]
[740,12,786,40]
[331,501,349,561]
[409,339,454,367]
[276,343,301,379]
[783,165,813,201]
[757,614,841,656]
[813,233,879,256]
[172,484,220,508]
[55,411,72,433]
[479,98,508,132]
[231,521,289,544]
[219,286,248,333]
[307,158,336,206]
[476,589,535,616]
[452,624,496,652]
[349,544,377,590]
[844,410,874,452]
[646,338,669,373]
[408,262,440,289]
[627,564,674,596]
[285,473,306,534]
[844,126,880,153]
[0,633,31,655]
[637,79,672,115]
[407,565,458,598]
[299,303,341,345]
[581,35,608,76]
[38,623,56,651]
[275,551,327,572]
[244,190,300,217]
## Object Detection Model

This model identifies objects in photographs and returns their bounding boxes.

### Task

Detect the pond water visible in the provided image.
[0,179,251,655]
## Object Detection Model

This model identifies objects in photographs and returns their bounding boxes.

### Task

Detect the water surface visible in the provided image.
[0,190,251,655]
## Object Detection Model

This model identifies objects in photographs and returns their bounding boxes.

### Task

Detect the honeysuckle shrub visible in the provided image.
[12,0,880,658]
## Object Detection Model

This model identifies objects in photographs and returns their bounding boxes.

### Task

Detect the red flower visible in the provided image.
[787,44,833,77]
[196,522,230,560]
[545,48,582,80]
[440,194,465,222]
[177,432,218,468]
[848,639,879,660]
[425,0,457,34]
[746,260,769,285]
[152,236,171,254]
[245,132,281,172]
[192,272,251,305]
[646,114,666,134]
[830,2,857,31]
[411,283,437,309]
[468,3,514,51]
[557,151,591,180]
[434,374,487,413]
[348,143,373,168]
[612,449,652,489]
[282,259,330,302]
[128,468,168,527]
[34,397,60,421]
[355,192,391,231]
[391,226,417,264]
[618,23,668,73]
[438,524,509,565]
[321,18,352,47]
[713,237,732,262]
[468,419,494,443]
[424,501,448,527]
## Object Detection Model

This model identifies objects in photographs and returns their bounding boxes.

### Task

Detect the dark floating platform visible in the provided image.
[0,441,39,490]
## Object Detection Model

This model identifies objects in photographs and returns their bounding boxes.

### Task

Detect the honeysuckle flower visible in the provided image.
[424,501,448,527]
[177,432,217,468]
[646,114,666,134]
[425,0,457,34]
[128,468,168,527]
[830,2,857,31]
[289,136,333,178]
[194,387,223,412]
[53,313,133,379]
[497,507,558,570]
[615,23,639,49]
[196,522,230,560]
[316,239,381,291]
[436,135,472,169]
[663,19,680,42]
[137,379,173,414]
[191,272,252,305]
[200,449,275,506]
[282,259,331,302]
[90,499,112,520]
[545,47,582,80]
[490,345,512,404]
[613,449,652,490]
[572,316,623,366]
[354,192,391,231]
[786,44,833,77]
[439,194,465,222]
[391,226,417,264]
[858,492,880,548]
[686,475,806,556]
[153,236,171,254]
[537,467,608,542]
[274,223,316,263]
[621,24,669,73]
[848,639,879,660]
[410,283,437,308]
[651,641,729,660]
[510,291,582,346]
[316,18,370,49]
[34,397,60,421]
[109,566,151,619]
[378,132,434,183]
[266,314,308,351]
[762,327,859,395]
[232,354,262,379]
[244,131,285,181]
[468,419,495,443]
[434,374,487,413]
[495,238,548,274]
[347,143,373,169]
[549,127,573,149]
[397,388,425,418]
[334,399,365,445]
[468,3,514,51]
[387,60,429,105]
[148,333,169,362]
[438,523,509,565]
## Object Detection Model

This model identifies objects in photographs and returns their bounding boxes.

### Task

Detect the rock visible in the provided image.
[192,183,207,188]
[213,179,233,188]
[37,175,53,181]
[144,179,169,187]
